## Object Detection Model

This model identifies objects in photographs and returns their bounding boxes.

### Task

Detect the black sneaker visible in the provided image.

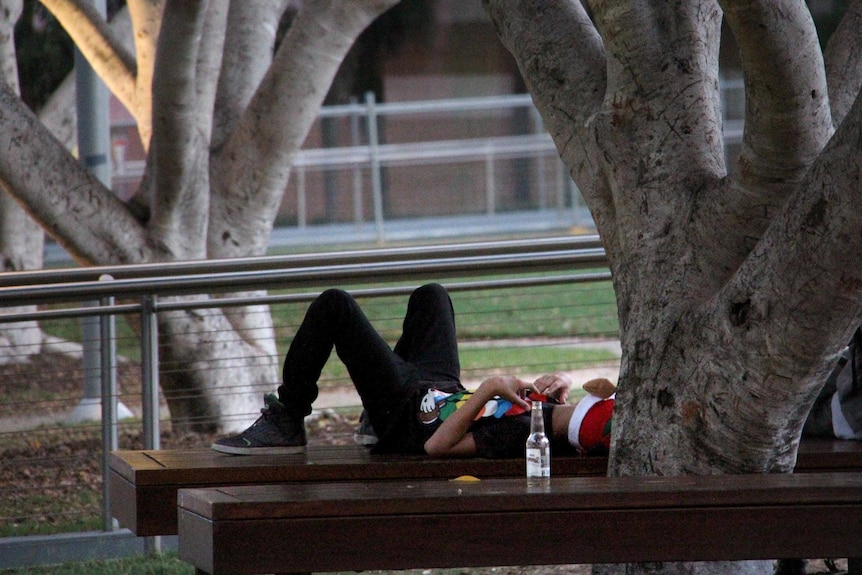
[353,409,378,446]
[211,393,307,455]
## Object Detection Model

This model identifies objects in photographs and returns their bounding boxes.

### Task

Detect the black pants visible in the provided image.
[277,283,463,443]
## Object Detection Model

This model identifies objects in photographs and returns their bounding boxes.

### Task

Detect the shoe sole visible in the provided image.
[211,442,307,456]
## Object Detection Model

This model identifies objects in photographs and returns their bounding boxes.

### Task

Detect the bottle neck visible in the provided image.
[530,400,545,434]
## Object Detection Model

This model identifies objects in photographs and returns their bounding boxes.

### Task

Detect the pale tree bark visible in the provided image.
[0,0,45,363]
[0,0,400,431]
[485,1,862,574]
[824,0,862,128]
[39,0,159,147]
[0,4,137,363]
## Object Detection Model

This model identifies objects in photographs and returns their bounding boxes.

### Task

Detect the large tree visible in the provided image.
[0,0,399,432]
[485,0,862,573]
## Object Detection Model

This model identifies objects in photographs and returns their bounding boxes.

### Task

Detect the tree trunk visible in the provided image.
[485,1,862,574]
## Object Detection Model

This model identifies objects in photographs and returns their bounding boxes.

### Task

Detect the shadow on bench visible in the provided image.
[110,438,862,537]
[177,472,862,575]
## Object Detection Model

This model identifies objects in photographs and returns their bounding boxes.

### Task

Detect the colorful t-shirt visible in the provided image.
[416,388,569,458]
[416,388,614,458]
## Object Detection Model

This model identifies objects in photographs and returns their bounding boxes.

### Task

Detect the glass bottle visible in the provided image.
[525,400,550,487]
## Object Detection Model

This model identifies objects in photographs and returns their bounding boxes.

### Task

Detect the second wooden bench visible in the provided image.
[177,472,862,575]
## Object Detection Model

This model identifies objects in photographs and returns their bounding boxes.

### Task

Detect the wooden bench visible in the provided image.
[109,438,862,537]
[177,472,862,575]
[109,443,607,536]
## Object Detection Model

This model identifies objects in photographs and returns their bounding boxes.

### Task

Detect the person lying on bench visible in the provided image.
[212,283,614,458]
[212,283,859,457]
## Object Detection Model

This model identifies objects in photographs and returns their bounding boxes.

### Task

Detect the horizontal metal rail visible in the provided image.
[5,235,602,287]
[315,93,538,119]
[0,247,609,312]
[294,133,556,169]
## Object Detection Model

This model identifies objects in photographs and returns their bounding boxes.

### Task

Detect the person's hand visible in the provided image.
[478,375,532,411]
[532,372,572,404]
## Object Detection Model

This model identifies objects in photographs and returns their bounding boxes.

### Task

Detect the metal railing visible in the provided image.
[0,236,617,569]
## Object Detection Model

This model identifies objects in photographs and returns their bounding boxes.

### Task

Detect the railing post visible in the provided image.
[350,95,364,228]
[98,275,118,532]
[485,147,496,216]
[365,91,385,243]
[69,303,102,422]
[140,294,160,450]
[140,293,161,554]
[297,165,307,229]
[530,106,549,210]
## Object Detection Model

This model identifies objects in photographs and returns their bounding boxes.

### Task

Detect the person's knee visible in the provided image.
[414,283,448,301]
[318,288,352,303]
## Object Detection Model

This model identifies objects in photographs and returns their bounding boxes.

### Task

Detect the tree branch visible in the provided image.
[0,80,150,265]
[585,0,725,201]
[40,0,138,116]
[195,1,228,144]
[720,0,832,191]
[716,90,862,388]
[212,0,290,151]
[0,0,21,94]
[208,0,400,259]
[125,0,164,149]
[824,0,862,129]
[148,0,214,260]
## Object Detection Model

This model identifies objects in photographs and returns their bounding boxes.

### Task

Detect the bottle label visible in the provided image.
[526,448,550,477]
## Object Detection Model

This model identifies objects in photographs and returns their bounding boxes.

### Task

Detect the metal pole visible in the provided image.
[140,294,160,450]
[366,92,385,243]
[530,106,548,210]
[485,147,496,216]
[350,96,364,228]
[297,166,307,229]
[98,277,118,532]
[71,0,117,423]
[140,293,161,554]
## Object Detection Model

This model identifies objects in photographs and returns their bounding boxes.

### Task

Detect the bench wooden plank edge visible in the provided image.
[177,473,862,575]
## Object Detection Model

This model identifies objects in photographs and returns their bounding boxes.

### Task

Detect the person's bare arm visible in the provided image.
[424,375,532,457]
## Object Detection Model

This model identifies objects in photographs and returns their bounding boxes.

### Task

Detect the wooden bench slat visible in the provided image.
[112,444,608,485]
[177,473,862,575]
